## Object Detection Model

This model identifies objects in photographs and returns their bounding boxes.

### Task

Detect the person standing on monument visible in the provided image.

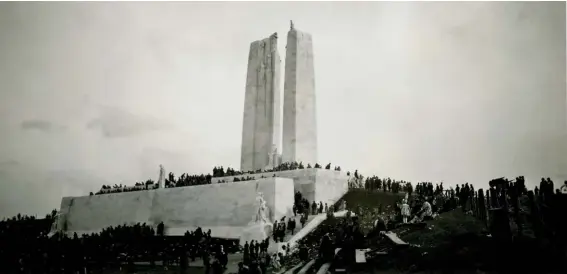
[311,201,317,215]
[300,212,307,228]
[279,222,286,242]
[287,217,296,235]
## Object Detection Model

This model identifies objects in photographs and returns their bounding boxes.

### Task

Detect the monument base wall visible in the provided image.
[55,178,294,239]
[211,169,349,206]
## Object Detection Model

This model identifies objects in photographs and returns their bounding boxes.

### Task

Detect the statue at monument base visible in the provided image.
[158,164,166,189]
[264,145,280,170]
[239,192,274,246]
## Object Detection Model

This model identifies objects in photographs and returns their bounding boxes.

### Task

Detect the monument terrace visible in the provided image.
[49,22,351,253]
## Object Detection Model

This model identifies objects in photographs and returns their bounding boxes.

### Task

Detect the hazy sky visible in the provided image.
[0,2,565,218]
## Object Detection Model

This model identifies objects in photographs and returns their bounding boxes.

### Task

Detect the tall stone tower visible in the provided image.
[240,33,282,172]
[282,22,318,165]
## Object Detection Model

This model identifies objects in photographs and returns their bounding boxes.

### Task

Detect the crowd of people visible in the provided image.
[94,162,343,196]
[0,188,342,274]
[81,171,481,273]
[0,212,239,274]
[213,162,342,178]
[270,210,365,272]
[266,180,484,272]
[240,239,273,274]
[364,176,414,194]
[7,166,566,274]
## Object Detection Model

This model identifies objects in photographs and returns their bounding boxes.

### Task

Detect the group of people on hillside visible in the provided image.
[236,192,340,273]
[271,194,334,244]
[215,177,567,273]
[365,176,414,194]
[8,168,566,274]
[292,191,332,216]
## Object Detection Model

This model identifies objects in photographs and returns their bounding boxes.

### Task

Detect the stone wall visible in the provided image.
[313,170,349,207]
[56,178,294,239]
[211,168,348,206]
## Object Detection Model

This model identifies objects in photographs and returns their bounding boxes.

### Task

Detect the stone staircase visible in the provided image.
[203,211,352,274]
[270,214,318,246]
[269,210,353,255]
[277,259,332,274]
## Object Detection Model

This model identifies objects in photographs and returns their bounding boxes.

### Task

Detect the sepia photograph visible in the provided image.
[0,1,565,274]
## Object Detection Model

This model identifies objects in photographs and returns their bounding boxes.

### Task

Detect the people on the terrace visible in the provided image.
[213,161,338,178]
[95,161,343,196]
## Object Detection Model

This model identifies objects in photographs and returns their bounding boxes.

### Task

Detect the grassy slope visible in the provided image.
[341,189,406,234]
[398,209,485,249]
[386,209,563,273]
[341,190,406,211]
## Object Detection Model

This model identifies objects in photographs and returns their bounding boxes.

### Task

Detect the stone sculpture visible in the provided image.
[158,165,166,189]
[239,192,274,246]
[348,174,365,189]
[48,212,64,237]
[339,200,347,211]
[266,145,279,170]
[254,192,270,223]
[49,214,60,233]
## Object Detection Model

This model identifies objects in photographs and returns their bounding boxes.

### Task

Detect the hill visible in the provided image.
[341,189,406,210]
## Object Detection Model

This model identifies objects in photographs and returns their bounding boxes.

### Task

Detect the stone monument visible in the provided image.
[241,23,318,169]
[282,22,318,165]
[51,24,349,242]
[158,164,166,189]
[239,192,274,246]
[240,32,282,172]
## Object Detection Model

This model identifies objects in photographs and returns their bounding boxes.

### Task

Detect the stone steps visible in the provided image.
[273,214,319,244]
[269,210,354,255]
[281,261,308,274]
[278,259,332,274]
[297,259,317,274]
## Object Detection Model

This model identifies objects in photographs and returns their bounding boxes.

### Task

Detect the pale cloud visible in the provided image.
[21,119,67,133]
[86,106,173,138]
[0,161,108,218]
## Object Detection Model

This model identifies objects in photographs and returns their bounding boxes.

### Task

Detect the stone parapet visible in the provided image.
[53,177,294,239]
[212,168,348,206]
